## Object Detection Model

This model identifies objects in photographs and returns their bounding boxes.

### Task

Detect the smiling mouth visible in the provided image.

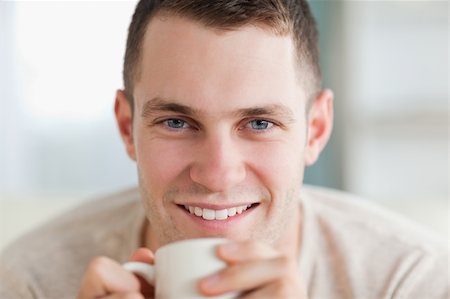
[177,203,259,221]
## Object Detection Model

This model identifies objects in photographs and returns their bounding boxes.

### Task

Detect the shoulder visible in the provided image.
[302,185,445,250]
[0,187,142,298]
[1,187,142,257]
[301,185,448,298]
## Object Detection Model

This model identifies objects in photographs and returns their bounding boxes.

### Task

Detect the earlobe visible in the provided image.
[304,89,334,166]
[114,90,136,161]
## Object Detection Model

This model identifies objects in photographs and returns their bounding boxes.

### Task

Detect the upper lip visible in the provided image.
[176,202,258,210]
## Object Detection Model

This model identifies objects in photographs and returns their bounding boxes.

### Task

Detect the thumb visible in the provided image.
[129,247,155,264]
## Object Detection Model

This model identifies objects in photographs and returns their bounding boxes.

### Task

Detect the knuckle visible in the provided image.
[87,256,111,274]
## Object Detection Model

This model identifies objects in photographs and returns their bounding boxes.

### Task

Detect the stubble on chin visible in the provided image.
[138,180,185,248]
[251,186,301,249]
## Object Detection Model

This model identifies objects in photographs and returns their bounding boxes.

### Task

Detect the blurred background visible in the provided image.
[0,0,448,250]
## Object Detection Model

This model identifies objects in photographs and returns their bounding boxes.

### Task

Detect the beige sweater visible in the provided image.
[0,186,448,299]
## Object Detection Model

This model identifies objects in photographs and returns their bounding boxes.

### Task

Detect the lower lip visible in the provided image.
[177,204,259,231]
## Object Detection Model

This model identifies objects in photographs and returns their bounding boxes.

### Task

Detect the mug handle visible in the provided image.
[123,262,155,285]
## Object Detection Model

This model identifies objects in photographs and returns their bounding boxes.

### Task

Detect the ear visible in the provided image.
[114,90,136,161]
[304,89,334,166]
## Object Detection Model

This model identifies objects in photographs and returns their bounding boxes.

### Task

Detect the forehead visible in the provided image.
[134,16,306,115]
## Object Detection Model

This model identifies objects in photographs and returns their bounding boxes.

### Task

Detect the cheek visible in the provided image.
[135,136,191,194]
[248,139,306,195]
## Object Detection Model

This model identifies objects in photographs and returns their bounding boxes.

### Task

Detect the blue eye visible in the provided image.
[164,119,189,129]
[247,119,273,130]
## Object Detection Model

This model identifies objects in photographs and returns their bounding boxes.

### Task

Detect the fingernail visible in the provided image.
[201,273,220,289]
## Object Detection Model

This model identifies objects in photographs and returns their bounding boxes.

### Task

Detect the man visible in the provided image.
[1,1,447,298]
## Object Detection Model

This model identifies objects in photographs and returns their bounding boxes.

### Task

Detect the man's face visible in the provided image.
[118,16,329,249]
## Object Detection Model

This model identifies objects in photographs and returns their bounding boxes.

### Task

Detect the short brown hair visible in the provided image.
[123,0,321,110]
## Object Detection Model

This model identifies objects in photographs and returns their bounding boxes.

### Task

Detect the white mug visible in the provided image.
[123,238,238,299]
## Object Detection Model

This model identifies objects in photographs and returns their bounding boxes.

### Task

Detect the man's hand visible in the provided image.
[77,248,154,299]
[198,241,308,299]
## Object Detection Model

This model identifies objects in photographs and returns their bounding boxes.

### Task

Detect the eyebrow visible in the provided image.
[234,106,295,122]
[141,96,296,122]
[141,97,196,118]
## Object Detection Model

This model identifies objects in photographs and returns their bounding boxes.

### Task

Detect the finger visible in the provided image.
[199,255,293,296]
[217,241,280,263]
[129,247,154,264]
[238,279,307,299]
[104,292,145,299]
[77,256,140,298]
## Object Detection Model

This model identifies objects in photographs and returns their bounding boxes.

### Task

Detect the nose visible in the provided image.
[189,133,246,192]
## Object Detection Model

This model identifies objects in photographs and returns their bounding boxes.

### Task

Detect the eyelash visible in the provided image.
[242,119,275,132]
[156,118,195,131]
[154,117,278,133]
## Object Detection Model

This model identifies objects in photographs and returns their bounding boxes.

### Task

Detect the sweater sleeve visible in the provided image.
[0,260,36,299]
[397,249,449,299]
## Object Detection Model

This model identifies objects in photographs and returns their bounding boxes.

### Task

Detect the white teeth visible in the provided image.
[202,209,215,220]
[194,207,202,217]
[215,209,228,220]
[183,204,256,220]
